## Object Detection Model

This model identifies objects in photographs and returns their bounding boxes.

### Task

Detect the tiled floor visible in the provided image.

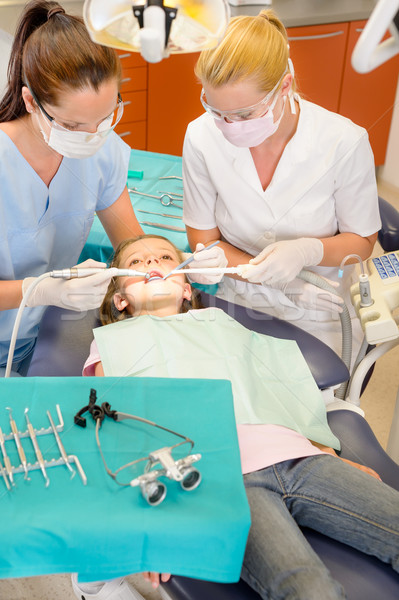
[1,180,398,600]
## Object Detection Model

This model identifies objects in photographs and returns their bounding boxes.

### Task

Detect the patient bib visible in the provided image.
[94,308,339,449]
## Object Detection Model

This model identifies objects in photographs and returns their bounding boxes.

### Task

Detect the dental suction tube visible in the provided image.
[5,268,148,377]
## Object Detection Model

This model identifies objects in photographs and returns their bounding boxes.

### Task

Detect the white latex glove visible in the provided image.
[283,277,344,313]
[187,243,228,285]
[22,259,118,311]
[240,238,324,287]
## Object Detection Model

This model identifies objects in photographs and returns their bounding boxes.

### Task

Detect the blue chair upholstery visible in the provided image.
[378,196,399,252]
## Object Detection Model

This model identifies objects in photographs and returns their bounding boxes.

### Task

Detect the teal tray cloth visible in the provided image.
[0,377,250,583]
[80,149,188,264]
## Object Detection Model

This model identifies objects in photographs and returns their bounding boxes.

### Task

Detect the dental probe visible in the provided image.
[0,426,14,486]
[25,409,50,487]
[6,407,29,480]
[47,410,75,478]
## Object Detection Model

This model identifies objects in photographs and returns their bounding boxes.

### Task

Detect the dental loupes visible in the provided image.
[25,409,49,487]
[6,407,29,480]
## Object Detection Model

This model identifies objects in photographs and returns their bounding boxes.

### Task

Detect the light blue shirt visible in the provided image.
[0,130,130,366]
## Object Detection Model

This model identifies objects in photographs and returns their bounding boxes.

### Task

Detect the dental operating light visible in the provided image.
[352,0,399,73]
[83,0,230,63]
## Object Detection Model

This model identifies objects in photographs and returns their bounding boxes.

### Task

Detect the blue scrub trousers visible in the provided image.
[0,348,34,377]
[242,454,399,600]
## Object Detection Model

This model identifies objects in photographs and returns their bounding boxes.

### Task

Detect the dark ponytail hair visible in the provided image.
[0,0,121,122]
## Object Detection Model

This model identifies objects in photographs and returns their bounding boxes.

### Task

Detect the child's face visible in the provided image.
[113,238,192,316]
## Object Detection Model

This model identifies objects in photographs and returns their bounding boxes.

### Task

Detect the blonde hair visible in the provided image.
[195,9,294,94]
[99,235,202,325]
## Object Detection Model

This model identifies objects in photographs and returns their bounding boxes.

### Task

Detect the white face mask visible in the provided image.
[36,111,113,159]
[214,94,286,148]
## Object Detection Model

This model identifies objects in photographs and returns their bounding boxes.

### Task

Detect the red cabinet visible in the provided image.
[114,52,148,150]
[286,22,349,113]
[338,21,399,165]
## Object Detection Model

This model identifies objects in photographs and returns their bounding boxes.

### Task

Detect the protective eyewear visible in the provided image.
[200,74,284,122]
[75,389,202,506]
[29,85,124,139]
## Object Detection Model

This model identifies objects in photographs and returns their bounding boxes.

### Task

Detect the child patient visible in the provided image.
[81,235,399,600]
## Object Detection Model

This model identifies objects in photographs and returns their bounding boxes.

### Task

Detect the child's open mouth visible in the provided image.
[145,270,164,283]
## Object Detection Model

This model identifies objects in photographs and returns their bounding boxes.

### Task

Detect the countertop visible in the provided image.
[230,0,377,27]
[0,0,377,35]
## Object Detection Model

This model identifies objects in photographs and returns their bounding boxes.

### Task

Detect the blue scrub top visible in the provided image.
[0,130,130,366]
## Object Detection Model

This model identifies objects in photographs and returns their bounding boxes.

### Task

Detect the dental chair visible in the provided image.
[27,300,399,599]
[27,196,399,598]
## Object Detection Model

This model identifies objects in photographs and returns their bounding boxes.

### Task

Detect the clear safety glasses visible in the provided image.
[200,74,285,122]
[30,88,124,138]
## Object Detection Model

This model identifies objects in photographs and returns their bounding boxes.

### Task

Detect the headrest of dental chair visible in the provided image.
[378,196,399,252]
[199,292,349,390]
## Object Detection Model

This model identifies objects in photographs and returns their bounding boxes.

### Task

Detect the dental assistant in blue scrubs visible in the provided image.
[0,1,144,376]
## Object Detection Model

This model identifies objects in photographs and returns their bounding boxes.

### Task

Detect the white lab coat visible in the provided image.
[182,98,381,367]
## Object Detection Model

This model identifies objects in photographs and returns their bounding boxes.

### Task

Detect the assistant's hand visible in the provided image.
[22,259,118,311]
[283,277,344,313]
[188,242,228,285]
[240,238,324,287]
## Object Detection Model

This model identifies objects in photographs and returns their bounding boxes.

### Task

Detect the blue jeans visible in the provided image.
[242,455,399,600]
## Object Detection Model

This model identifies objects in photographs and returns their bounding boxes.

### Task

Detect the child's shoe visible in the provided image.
[71,574,146,600]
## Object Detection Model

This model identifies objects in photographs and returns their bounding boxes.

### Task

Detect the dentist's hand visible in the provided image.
[22,259,118,311]
[240,238,324,287]
[283,277,344,313]
[187,242,228,285]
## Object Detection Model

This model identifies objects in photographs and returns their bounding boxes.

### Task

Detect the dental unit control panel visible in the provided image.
[350,251,399,344]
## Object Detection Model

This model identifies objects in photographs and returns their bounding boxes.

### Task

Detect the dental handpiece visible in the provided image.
[6,408,29,480]
[25,409,49,487]
[49,268,148,279]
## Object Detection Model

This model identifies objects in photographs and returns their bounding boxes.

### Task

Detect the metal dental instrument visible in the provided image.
[139,221,186,232]
[25,408,50,487]
[158,176,183,180]
[47,410,76,479]
[0,430,11,490]
[0,454,10,491]
[6,407,29,480]
[163,241,221,280]
[128,188,183,207]
[158,190,183,197]
[137,209,182,220]
[0,426,14,486]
